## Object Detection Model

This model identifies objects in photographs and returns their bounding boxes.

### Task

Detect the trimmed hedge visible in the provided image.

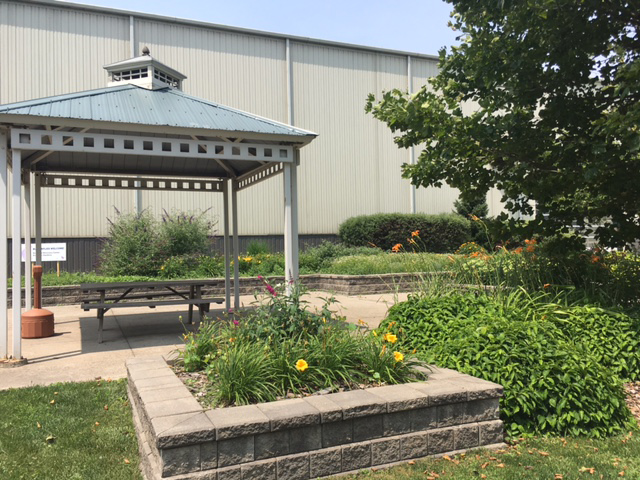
[338,213,471,253]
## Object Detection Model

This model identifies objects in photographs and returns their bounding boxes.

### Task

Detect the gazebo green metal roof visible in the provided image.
[0,84,316,141]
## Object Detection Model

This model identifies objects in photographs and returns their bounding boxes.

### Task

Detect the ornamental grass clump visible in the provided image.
[177,279,425,407]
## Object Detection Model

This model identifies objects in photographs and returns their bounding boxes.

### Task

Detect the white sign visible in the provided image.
[21,243,67,262]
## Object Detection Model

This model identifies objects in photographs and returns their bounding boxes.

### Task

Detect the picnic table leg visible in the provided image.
[196,285,204,323]
[98,308,104,344]
[188,285,194,324]
[98,290,106,343]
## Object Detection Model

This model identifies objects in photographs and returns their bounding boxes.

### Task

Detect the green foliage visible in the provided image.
[246,240,271,256]
[366,1,640,247]
[338,213,471,252]
[455,193,491,248]
[99,210,164,276]
[382,291,639,438]
[99,208,215,277]
[178,281,425,407]
[451,241,640,306]
[160,209,214,257]
[299,241,380,272]
[0,380,140,479]
[454,192,488,219]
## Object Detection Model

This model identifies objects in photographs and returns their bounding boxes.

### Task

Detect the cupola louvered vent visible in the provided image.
[103,47,186,91]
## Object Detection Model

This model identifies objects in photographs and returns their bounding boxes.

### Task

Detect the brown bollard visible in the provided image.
[22,265,55,338]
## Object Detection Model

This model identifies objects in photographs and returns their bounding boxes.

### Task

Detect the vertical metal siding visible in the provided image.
[1,1,470,239]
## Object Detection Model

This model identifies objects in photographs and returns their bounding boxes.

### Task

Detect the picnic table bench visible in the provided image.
[81,280,224,343]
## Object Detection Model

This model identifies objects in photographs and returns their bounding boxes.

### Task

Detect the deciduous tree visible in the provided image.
[366,0,639,247]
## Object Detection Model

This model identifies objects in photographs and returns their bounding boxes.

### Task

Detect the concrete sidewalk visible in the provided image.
[0,291,406,390]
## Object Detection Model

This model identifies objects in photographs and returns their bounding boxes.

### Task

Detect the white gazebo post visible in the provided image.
[231,180,240,310]
[11,149,22,359]
[222,180,231,311]
[34,172,42,305]
[23,172,32,311]
[0,129,8,358]
[283,157,299,293]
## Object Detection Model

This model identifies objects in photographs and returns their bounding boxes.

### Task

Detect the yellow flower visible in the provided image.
[391,243,403,252]
[295,359,309,372]
[411,230,420,237]
[383,333,398,344]
[471,215,479,221]
[372,330,378,337]
[394,352,404,362]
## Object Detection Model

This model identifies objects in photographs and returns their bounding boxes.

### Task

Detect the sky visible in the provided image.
[61,0,459,56]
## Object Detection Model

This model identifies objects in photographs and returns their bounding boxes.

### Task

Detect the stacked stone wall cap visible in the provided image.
[206,404,271,440]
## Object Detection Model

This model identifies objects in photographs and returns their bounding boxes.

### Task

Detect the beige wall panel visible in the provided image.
[291,43,417,234]
[134,19,288,122]
[0,1,129,104]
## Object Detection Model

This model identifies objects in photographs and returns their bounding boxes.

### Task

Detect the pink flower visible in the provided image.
[233,319,239,326]
[228,308,234,314]
[265,284,278,297]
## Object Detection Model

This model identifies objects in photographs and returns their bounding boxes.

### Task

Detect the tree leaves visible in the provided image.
[367,0,640,247]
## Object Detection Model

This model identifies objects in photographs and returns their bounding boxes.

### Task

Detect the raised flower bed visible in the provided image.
[127,355,504,479]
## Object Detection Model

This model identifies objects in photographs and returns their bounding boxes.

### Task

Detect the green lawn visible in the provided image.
[348,434,640,479]
[0,379,141,480]
[0,379,638,479]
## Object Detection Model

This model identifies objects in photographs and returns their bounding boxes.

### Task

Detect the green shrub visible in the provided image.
[299,241,380,272]
[160,209,214,257]
[338,213,471,253]
[99,210,164,276]
[246,240,271,256]
[381,291,638,438]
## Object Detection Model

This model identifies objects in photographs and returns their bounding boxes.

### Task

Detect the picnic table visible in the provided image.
[81,280,224,343]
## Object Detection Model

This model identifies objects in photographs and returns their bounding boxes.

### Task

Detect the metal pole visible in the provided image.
[23,173,32,311]
[283,163,294,292]
[231,181,240,310]
[222,181,231,311]
[0,130,8,358]
[34,173,42,265]
[11,150,22,359]
[408,55,416,214]
[291,153,299,281]
[34,172,42,309]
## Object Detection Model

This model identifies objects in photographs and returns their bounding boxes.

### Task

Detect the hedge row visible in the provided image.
[338,213,471,253]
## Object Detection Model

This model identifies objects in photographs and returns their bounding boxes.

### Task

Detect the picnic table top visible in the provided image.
[81,279,223,291]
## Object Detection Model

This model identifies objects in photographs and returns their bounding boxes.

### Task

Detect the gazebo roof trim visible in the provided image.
[0,84,317,140]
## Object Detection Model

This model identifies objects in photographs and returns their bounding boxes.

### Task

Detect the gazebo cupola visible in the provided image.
[104,46,186,90]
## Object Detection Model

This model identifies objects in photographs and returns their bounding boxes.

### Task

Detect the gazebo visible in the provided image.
[0,50,317,360]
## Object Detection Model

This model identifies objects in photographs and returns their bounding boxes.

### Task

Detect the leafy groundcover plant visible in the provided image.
[177,279,425,407]
[381,290,640,439]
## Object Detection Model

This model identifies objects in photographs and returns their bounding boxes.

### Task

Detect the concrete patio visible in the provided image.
[0,291,407,390]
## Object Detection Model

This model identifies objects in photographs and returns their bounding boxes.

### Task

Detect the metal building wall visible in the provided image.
[0,0,497,242]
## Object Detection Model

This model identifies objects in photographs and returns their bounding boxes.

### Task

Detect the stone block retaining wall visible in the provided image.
[10,273,450,308]
[127,356,505,479]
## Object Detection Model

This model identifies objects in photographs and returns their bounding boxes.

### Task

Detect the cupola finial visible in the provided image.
[142,46,150,56]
